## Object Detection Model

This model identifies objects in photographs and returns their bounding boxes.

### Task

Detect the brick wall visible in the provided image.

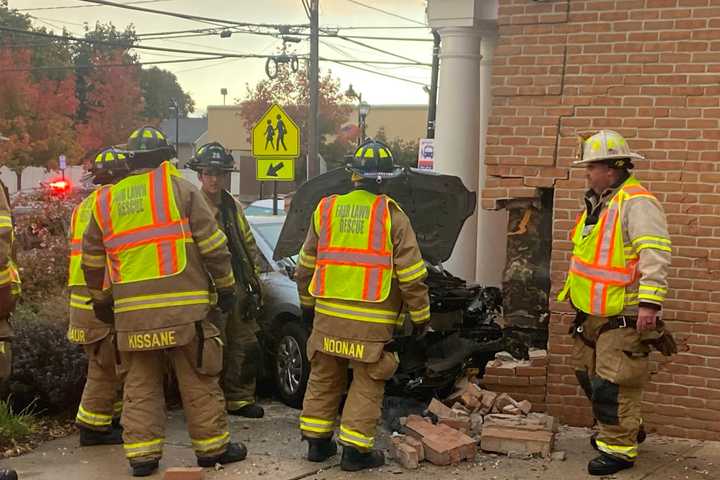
[484,0,720,440]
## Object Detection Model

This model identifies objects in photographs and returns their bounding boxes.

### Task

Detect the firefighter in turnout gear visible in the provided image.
[0,181,20,480]
[558,130,675,476]
[82,127,247,477]
[68,148,130,447]
[0,180,19,385]
[188,142,265,418]
[296,140,430,472]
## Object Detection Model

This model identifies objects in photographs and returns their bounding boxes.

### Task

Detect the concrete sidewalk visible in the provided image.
[1,400,717,480]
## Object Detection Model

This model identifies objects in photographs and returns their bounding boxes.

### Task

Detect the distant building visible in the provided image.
[159,117,208,167]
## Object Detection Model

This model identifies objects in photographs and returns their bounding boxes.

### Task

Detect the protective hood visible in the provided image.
[273,167,476,264]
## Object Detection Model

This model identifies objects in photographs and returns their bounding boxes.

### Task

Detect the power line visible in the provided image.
[76,0,309,29]
[342,0,426,26]
[332,34,428,66]
[16,0,172,11]
[2,55,228,72]
[325,59,428,87]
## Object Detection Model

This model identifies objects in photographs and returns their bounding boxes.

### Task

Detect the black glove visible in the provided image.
[413,321,430,338]
[217,290,236,314]
[93,301,114,324]
[302,308,315,330]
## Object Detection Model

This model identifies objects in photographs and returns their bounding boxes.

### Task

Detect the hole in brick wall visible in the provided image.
[501,188,553,349]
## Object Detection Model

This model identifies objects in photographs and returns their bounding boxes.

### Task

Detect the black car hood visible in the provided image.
[273,167,476,264]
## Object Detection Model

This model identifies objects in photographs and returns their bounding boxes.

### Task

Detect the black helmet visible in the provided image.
[126,126,176,169]
[187,142,235,172]
[348,139,401,181]
[91,147,130,184]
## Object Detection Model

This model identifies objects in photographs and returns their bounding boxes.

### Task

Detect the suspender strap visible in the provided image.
[598,316,637,336]
[195,321,204,368]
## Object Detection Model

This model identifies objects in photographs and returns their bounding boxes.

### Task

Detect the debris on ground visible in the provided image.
[163,467,204,480]
[390,349,559,469]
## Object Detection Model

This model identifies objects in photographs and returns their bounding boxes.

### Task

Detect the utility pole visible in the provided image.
[426,30,441,139]
[307,0,320,179]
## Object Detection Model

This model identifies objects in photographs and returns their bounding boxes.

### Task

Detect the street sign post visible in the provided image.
[252,103,300,214]
[59,154,66,179]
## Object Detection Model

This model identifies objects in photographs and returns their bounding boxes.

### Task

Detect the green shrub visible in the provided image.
[0,398,36,443]
[6,304,87,414]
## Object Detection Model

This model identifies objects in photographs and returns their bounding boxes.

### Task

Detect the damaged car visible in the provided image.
[254,167,527,408]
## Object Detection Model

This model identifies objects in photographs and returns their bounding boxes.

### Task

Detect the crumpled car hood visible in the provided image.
[273,167,476,264]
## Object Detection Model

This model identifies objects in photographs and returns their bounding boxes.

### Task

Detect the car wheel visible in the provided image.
[274,321,309,409]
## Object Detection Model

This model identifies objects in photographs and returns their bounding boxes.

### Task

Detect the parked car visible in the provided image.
[244,198,286,216]
[250,167,528,409]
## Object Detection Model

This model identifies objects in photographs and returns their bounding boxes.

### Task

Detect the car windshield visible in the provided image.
[253,222,283,249]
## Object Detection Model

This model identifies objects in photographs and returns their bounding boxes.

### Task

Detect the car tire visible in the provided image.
[274,321,310,409]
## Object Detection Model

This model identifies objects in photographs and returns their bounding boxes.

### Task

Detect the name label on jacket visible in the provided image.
[322,337,365,360]
[67,326,87,343]
[127,330,176,349]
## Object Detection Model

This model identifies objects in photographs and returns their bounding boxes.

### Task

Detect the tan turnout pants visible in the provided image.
[300,350,398,451]
[120,327,230,465]
[572,315,650,462]
[76,335,123,431]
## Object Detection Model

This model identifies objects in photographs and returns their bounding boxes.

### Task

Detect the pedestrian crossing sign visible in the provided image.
[251,103,300,158]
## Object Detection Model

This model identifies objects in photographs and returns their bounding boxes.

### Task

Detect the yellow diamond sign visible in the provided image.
[252,103,300,158]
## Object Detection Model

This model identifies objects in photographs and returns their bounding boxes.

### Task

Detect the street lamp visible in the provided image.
[168,98,179,156]
[358,101,370,144]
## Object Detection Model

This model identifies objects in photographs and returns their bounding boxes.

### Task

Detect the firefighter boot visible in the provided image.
[197,442,247,467]
[228,403,264,418]
[0,469,17,480]
[304,436,337,462]
[131,459,159,477]
[590,424,646,451]
[340,445,385,472]
[588,454,634,476]
[79,426,123,446]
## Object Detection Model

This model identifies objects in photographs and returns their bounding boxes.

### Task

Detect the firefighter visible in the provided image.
[68,148,129,446]
[296,140,430,471]
[187,142,265,418]
[558,130,676,476]
[0,181,19,480]
[81,127,246,477]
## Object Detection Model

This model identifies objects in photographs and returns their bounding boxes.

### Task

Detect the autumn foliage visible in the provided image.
[0,48,81,189]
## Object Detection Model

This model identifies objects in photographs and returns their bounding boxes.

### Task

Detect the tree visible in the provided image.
[76,49,145,155]
[140,67,195,121]
[238,67,353,181]
[374,127,419,169]
[74,22,137,123]
[0,48,81,190]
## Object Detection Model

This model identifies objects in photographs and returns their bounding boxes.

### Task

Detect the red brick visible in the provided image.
[163,468,203,480]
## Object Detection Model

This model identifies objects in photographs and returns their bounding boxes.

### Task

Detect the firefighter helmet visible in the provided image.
[91,147,130,184]
[126,126,176,169]
[187,142,235,172]
[574,130,644,167]
[348,139,402,181]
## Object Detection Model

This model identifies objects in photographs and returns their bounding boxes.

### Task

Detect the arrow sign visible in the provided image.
[256,158,295,181]
[266,161,284,177]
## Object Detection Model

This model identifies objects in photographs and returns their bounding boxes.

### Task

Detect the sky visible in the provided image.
[9,0,432,116]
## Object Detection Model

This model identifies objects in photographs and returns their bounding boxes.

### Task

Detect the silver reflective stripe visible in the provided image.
[570,258,633,284]
[97,188,112,234]
[317,250,391,267]
[592,282,604,314]
[115,292,209,310]
[317,196,335,249]
[104,221,187,249]
[597,203,618,266]
[316,301,398,322]
[158,242,174,275]
[151,165,169,224]
[370,197,386,251]
[365,268,381,301]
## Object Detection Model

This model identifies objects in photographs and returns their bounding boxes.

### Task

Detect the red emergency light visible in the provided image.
[46,178,72,196]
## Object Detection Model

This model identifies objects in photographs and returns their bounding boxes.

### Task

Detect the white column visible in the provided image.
[433,26,482,280]
[476,30,508,287]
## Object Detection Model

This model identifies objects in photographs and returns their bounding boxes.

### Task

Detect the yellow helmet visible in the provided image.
[574,130,644,166]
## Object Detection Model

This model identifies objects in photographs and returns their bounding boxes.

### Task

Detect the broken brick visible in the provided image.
[438,416,471,434]
[479,389,498,415]
[404,415,477,466]
[502,404,521,415]
[529,349,548,367]
[480,426,554,458]
[390,436,421,469]
[163,467,204,480]
[427,398,455,418]
[517,400,532,415]
[493,393,518,413]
